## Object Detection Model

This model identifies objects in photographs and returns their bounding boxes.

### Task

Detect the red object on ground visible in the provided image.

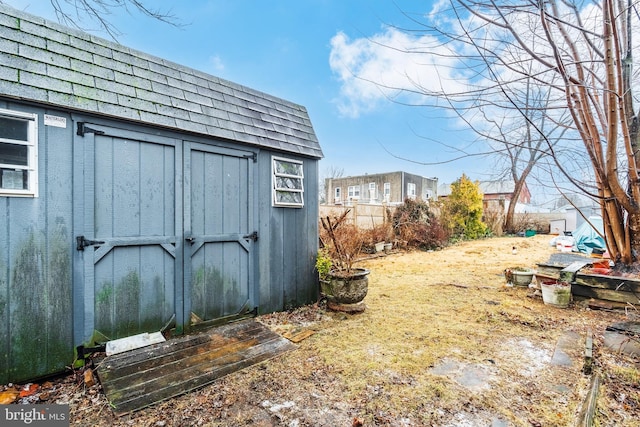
[18,383,39,398]
[592,260,610,269]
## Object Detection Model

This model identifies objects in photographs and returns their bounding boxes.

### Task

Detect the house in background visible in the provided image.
[438,180,532,212]
[0,4,322,383]
[479,180,531,205]
[325,172,438,206]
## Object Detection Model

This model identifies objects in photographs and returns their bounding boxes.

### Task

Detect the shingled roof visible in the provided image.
[0,4,323,159]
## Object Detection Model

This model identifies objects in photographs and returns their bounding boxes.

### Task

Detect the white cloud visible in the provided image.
[329,27,472,118]
[208,54,225,72]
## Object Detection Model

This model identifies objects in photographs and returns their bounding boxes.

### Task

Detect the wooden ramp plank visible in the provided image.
[97,319,296,415]
[100,321,267,383]
[104,326,276,392]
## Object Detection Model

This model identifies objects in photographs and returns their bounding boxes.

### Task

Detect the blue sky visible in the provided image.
[8,0,490,187]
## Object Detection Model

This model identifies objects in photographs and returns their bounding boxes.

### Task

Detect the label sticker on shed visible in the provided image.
[44,114,67,128]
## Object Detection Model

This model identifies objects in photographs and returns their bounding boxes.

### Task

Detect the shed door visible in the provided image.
[184,142,255,326]
[75,125,256,342]
[76,125,179,341]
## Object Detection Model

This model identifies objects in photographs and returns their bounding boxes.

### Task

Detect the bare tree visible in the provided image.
[338,4,572,234]
[344,0,640,264]
[455,73,571,233]
[450,0,640,264]
[319,166,345,204]
[3,0,183,40]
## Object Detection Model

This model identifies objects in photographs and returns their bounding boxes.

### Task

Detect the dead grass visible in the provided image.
[305,234,638,426]
[7,234,638,426]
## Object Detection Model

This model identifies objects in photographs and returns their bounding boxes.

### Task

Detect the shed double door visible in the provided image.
[74,124,255,343]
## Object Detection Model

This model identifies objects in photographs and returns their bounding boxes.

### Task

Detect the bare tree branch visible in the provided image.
[44,0,185,41]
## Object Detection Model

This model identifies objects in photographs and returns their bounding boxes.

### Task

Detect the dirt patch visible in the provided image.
[2,235,638,426]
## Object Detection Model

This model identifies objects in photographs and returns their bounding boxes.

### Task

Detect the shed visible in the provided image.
[0,4,322,383]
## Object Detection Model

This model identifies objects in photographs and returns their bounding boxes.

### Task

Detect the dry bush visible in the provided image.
[320,200,449,261]
[401,221,449,250]
[361,223,393,253]
[320,212,366,272]
[527,219,550,234]
[483,206,504,236]
[392,199,449,250]
[512,213,549,234]
[510,213,529,233]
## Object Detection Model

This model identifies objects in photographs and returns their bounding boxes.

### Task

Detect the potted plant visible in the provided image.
[504,267,535,287]
[318,211,369,312]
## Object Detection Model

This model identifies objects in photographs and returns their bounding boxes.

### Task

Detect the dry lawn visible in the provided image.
[6,235,640,426]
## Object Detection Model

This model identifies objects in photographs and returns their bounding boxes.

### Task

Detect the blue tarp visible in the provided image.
[572,216,606,254]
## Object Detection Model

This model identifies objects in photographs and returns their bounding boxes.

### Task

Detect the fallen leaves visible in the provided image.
[84,369,96,387]
[0,389,19,404]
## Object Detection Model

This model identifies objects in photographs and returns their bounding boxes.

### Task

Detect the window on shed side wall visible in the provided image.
[0,109,38,197]
[272,156,304,207]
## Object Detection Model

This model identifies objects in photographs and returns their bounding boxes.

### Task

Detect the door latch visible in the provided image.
[76,235,105,251]
[243,231,258,242]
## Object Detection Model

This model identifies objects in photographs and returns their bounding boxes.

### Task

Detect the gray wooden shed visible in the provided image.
[0,4,322,383]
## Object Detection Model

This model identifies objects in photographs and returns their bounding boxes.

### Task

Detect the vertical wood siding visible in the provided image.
[0,102,74,383]
[258,151,319,313]
[91,135,177,340]
[187,146,252,321]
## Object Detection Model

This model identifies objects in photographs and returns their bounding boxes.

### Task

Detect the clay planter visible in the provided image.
[540,280,572,308]
[320,268,370,313]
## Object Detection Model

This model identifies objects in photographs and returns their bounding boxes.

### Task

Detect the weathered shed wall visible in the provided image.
[260,152,319,311]
[0,101,74,383]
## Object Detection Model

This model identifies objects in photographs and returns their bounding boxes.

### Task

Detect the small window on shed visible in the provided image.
[272,156,304,207]
[0,109,38,197]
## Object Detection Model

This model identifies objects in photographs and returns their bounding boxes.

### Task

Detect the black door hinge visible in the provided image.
[76,235,106,251]
[77,122,106,137]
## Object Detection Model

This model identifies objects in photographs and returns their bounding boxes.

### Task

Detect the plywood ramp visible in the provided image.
[97,319,296,415]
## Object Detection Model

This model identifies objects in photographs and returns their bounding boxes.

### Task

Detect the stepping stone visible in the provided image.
[551,331,582,366]
[604,321,640,356]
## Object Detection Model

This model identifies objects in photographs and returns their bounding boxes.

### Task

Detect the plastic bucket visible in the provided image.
[540,280,571,308]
